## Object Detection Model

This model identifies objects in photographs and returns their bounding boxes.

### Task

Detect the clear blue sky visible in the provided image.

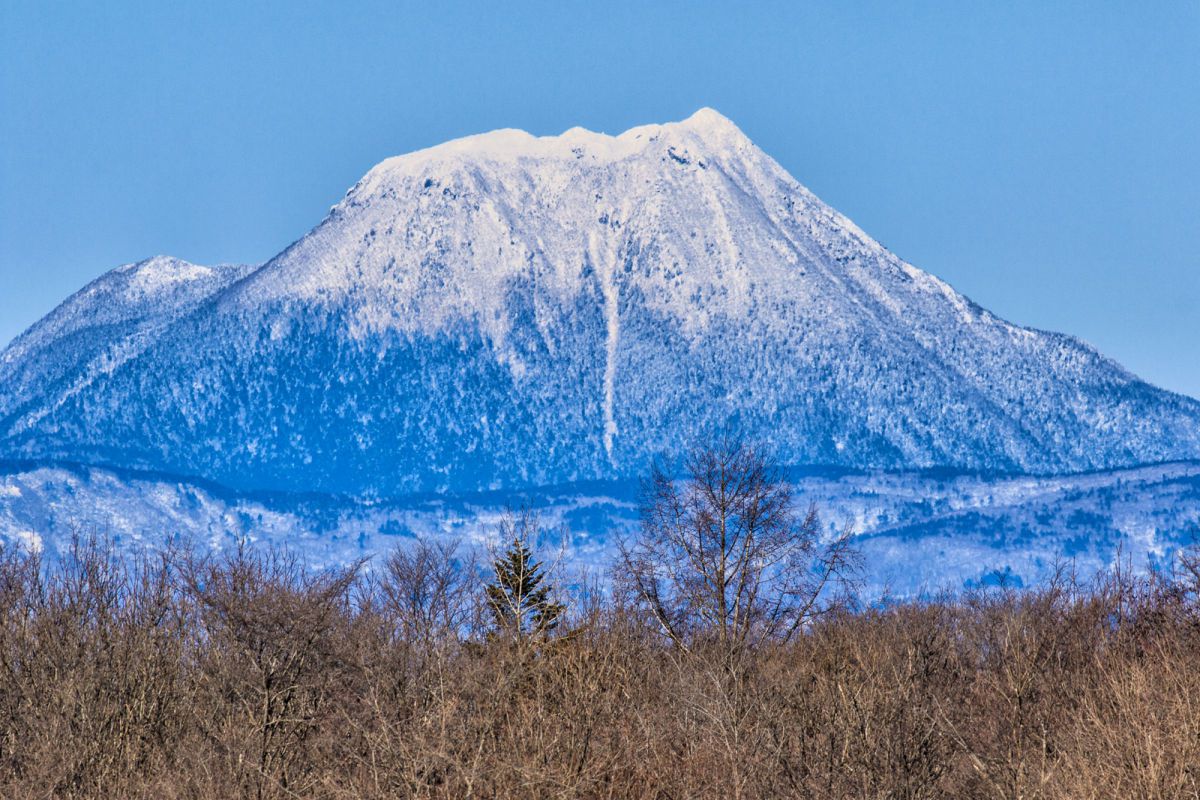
[2,1,1197,397]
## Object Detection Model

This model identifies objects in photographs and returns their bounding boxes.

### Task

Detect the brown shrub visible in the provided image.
[1,533,1199,799]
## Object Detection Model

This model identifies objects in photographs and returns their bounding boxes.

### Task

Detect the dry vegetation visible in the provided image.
[1,442,1199,798]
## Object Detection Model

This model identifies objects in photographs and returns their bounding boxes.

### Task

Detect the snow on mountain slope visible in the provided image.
[1,109,1198,496]
[1,461,1196,596]
[0,256,254,422]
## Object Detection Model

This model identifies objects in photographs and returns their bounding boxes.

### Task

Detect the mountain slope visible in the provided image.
[0,257,254,425]
[1,109,1198,495]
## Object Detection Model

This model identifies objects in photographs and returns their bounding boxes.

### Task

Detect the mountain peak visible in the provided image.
[349,109,754,198]
[113,255,217,291]
[677,106,744,137]
[118,254,200,272]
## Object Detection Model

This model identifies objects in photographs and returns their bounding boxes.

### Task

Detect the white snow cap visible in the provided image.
[117,256,215,291]
[352,108,750,194]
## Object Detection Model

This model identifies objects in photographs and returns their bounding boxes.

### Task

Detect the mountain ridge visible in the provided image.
[3,456,1198,594]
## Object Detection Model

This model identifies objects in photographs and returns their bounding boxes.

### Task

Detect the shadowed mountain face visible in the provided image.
[2,109,1198,496]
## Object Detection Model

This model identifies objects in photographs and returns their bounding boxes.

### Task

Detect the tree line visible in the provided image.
[0,438,1198,797]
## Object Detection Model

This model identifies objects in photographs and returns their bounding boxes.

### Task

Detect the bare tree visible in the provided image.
[180,541,362,799]
[378,536,477,649]
[1173,532,1200,607]
[619,437,857,654]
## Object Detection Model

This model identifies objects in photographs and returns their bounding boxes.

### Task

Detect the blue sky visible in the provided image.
[2,1,1197,396]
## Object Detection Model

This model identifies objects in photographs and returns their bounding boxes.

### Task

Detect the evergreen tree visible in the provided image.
[485,523,564,641]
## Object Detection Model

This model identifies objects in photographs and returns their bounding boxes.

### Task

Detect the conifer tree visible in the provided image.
[485,515,564,641]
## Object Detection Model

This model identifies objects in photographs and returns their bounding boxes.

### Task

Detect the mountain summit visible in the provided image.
[2,110,1198,495]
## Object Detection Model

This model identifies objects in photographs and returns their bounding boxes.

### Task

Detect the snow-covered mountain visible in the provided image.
[0,257,253,424]
[2,109,1198,497]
